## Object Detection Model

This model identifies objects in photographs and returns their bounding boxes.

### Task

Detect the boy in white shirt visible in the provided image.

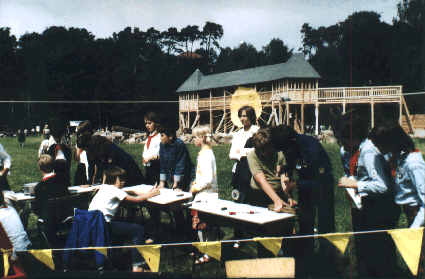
[89,166,159,272]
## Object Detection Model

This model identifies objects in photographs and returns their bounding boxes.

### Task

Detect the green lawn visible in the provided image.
[2,136,424,277]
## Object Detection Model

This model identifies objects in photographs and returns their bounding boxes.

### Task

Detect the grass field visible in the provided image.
[2,136,424,277]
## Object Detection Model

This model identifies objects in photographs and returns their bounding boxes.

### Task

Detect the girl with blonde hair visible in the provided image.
[190,125,218,264]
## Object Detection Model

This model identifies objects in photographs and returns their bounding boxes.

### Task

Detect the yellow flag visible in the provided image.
[29,249,55,270]
[253,237,283,256]
[192,241,221,261]
[388,227,424,276]
[321,233,350,254]
[3,251,9,277]
[136,245,161,272]
[95,248,108,257]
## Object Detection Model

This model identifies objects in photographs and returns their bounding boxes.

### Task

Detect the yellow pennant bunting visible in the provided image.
[95,248,108,257]
[321,233,350,254]
[29,249,55,270]
[253,237,283,256]
[136,245,161,272]
[3,251,9,278]
[192,241,221,261]
[388,227,424,276]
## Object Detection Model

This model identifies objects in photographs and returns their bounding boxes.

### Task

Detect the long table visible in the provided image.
[4,184,193,205]
[189,198,294,226]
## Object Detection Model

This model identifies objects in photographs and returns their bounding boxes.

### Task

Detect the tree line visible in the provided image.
[0,0,423,130]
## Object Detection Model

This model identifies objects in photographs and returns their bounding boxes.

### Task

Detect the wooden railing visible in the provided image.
[180,86,403,111]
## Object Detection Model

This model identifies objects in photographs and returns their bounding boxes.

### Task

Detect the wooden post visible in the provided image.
[286,103,290,125]
[342,103,346,114]
[315,103,319,135]
[371,100,375,128]
[301,104,304,134]
[399,97,403,125]
[223,90,227,133]
[279,102,283,125]
[209,90,213,133]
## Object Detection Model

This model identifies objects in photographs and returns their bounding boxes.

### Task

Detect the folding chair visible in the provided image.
[36,194,87,248]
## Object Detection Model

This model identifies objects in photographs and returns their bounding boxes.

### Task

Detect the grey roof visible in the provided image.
[176,53,321,93]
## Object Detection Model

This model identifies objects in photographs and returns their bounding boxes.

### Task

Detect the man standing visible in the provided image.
[270,125,335,278]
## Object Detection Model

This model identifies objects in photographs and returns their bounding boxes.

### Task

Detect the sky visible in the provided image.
[0,0,400,51]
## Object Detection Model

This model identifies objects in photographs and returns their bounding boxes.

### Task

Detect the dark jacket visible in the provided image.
[159,138,193,191]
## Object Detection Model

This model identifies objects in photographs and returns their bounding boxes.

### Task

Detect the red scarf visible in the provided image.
[349,150,360,176]
[146,132,158,149]
[42,173,56,181]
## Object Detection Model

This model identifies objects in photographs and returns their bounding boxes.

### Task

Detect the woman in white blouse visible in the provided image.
[229,106,259,201]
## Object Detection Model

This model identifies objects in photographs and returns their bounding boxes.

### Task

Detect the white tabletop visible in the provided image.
[189,198,294,225]
[123,184,192,205]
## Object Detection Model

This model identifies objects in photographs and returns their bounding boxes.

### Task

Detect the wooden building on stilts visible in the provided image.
[177,54,414,135]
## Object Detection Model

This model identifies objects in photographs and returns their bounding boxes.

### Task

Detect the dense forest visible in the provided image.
[0,0,423,130]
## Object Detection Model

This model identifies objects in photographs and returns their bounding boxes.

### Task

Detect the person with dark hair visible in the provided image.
[87,135,145,187]
[156,125,193,241]
[269,124,335,278]
[43,118,72,187]
[229,105,259,201]
[370,122,424,228]
[142,111,161,185]
[74,121,94,185]
[157,126,193,191]
[89,166,159,272]
[337,115,400,277]
[0,143,11,191]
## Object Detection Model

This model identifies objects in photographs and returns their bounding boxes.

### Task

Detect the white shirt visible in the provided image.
[142,132,161,166]
[191,147,218,194]
[38,139,50,158]
[0,143,11,169]
[0,206,31,252]
[229,125,259,161]
[88,185,127,222]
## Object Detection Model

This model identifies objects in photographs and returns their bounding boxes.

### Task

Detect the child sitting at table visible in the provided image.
[88,166,159,272]
[190,125,218,264]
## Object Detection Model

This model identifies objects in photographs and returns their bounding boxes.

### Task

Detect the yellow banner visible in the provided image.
[95,248,108,257]
[29,249,55,270]
[3,251,9,277]
[136,245,161,272]
[192,241,221,261]
[321,233,350,254]
[388,227,424,276]
[253,237,283,256]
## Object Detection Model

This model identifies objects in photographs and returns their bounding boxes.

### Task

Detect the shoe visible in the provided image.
[194,254,210,265]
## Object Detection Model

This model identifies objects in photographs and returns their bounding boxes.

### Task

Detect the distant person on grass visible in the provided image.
[17,129,25,148]
[88,166,159,272]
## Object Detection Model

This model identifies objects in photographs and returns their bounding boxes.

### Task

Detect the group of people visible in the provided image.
[0,106,423,276]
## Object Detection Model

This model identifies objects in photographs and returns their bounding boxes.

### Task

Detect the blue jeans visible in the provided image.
[109,221,144,266]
